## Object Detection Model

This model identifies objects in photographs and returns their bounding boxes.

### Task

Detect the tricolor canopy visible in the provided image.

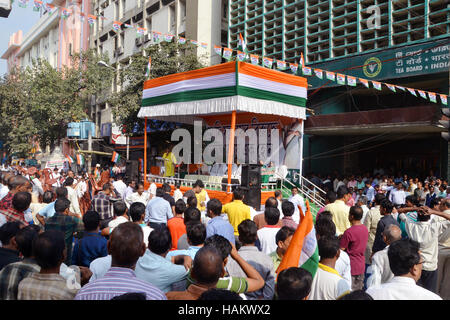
[138,61,307,123]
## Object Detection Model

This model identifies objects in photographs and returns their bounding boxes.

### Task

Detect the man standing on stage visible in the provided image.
[162,145,177,177]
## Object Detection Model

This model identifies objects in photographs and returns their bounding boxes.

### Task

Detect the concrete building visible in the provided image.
[228,0,450,179]
[89,0,229,163]
[1,0,92,72]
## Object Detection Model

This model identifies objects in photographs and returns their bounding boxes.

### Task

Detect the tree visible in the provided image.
[108,41,205,135]
[0,49,114,156]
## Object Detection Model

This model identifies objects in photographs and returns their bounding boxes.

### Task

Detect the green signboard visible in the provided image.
[307,39,450,89]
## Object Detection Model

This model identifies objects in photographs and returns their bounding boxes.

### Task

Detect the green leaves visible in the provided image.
[0,49,114,156]
[108,42,205,135]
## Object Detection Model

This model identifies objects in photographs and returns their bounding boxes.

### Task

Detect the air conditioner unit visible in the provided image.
[135,37,143,46]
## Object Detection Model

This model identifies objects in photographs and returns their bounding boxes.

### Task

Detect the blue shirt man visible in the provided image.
[37,201,56,219]
[145,190,173,226]
[71,231,108,267]
[205,198,235,244]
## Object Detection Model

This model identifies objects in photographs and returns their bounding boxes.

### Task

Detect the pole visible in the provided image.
[87,128,92,173]
[144,118,148,187]
[227,110,237,193]
[126,135,129,160]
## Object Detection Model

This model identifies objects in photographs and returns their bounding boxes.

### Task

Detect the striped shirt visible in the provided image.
[74,267,167,300]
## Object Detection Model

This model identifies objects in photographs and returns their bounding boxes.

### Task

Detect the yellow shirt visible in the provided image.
[324,200,351,236]
[195,189,208,212]
[163,152,177,177]
[222,200,251,236]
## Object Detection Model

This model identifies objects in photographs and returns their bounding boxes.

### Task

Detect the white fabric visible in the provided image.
[126,191,150,208]
[257,226,281,254]
[31,178,44,196]
[399,213,450,271]
[238,73,307,98]
[0,184,9,200]
[113,180,127,199]
[173,189,183,202]
[66,186,81,216]
[149,183,157,197]
[366,276,442,300]
[142,73,236,99]
[366,246,394,288]
[89,255,112,282]
[138,95,306,121]
[75,180,87,198]
[108,216,130,230]
[308,266,350,300]
[335,250,352,289]
[289,194,306,224]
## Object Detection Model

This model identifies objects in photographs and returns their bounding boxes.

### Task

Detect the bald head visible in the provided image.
[8,175,31,193]
[265,197,278,209]
[108,222,145,269]
[191,246,223,287]
[383,224,402,245]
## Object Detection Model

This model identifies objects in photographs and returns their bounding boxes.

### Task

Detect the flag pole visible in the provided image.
[227,110,237,193]
[144,117,148,189]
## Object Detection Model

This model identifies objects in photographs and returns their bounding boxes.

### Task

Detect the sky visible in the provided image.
[0,4,41,76]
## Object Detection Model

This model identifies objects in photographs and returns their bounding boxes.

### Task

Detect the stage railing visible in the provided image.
[145,174,241,192]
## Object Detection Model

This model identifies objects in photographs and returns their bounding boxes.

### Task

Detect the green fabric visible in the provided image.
[186,271,248,294]
[141,86,307,108]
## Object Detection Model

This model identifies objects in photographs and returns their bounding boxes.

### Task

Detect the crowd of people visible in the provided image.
[0,164,449,300]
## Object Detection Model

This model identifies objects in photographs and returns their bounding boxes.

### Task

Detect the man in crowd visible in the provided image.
[72,211,108,267]
[145,188,173,230]
[125,182,150,208]
[366,224,402,287]
[167,199,187,250]
[0,222,21,270]
[389,182,407,208]
[105,201,130,235]
[324,186,351,236]
[135,226,189,293]
[64,177,81,218]
[205,198,235,245]
[0,192,31,227]
[129,202,153,247]
[0,225,40,299]
[162,183,176,215]
[176,207,202,250]
[112,175,127,200]
[253,197,282,230]
[288,187,306,224]
[0,175,32,211]
[281,200,298,229]
[257,207,282,255]
[366,239,442,300]
[371,199,400,257]
[226,219,275,300]
[269,226,295,272]
[91,183,120,228]
[276,267,313,300]
[45,199,84,265]
[309,235,351,300]
[222,188,251,238]
[340,206,369,290]
[36,187,68,225]
[75,222,166,300]
[18,230,80,300]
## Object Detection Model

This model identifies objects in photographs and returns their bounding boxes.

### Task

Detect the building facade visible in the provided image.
[228,0,450,179]
[1,0,92,72]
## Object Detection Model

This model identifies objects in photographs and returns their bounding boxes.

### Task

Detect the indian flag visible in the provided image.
[372,81,382,91]
[417,90,428,99]
[290,63,298,74]
[347,76,357,86]
[223,48,233,61]
[112,151,120,163]
[277,60,287,71]
[112,21,122,32]
[302,66,312,76]
[250,54,259,65]
[300,52,305,68]
[336,73,346,85]
[238,33,249,60]
[440,94,448,105]
[214,45,222,56]
[407,88,417,97]
[386,84,396,92]
[314,69,323,79]
[360,78,370,88]
[428,92,437,103]
[76,154,85,166]
[326,71,335,81]
[237,51,246,62]
[263,57,273,68]
[276,200,319,278]
[145,57,152,80]
[65,155,74,164]
[140,61,308,119]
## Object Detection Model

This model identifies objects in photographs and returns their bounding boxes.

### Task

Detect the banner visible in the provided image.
[223,48,233,61]
[112,21,122,32]
[336,73,346,85]
[237,51,246,62]
[347,76,357,86]
[417,90,428,99]
[440,94,448,105]
[372,81,382,91]
[386,84,396,92]
[164,34,174,42]
[213,45,222,56]
[326,71,335,81]
[33,0,42,11]
[263,57,273,68]
[136,27,146,37]
[359,78,369,88]
[289,63,298,74]
[302,66,312,76]
[407,88,417,96]
[428,92,437,103]
[178,37,186,45]
[314,69,323,79]
[277,60,287,70]
[250,54,259,65]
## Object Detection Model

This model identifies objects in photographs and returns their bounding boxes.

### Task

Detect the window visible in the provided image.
[179,0,186,19]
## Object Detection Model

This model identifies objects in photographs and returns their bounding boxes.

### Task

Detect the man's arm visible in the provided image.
[420,207,450,221]
[36,213,46,226]
[229,243,264,292]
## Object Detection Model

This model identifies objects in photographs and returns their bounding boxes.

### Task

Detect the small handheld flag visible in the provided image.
[65,155,74,164]
[238,33,249,60]
[111,151,120,163]
[145,57,152,80]
[76,154,85,166]
[300,52,305,68]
